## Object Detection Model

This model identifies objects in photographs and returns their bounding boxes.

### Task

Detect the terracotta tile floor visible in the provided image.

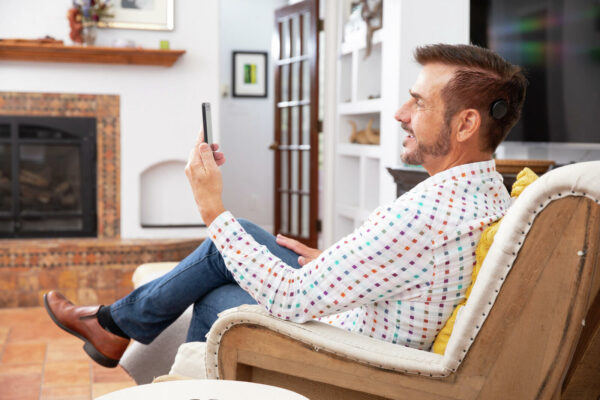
[0,307,136,400]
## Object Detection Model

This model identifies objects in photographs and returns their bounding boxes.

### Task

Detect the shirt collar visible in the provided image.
[414,159,498,190]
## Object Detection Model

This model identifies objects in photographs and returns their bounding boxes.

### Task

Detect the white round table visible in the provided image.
[95,379,308,400]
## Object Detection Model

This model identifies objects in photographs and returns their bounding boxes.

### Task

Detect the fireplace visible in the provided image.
[0,92,121,239]
[0,92,203,308]
[0,116,97,238]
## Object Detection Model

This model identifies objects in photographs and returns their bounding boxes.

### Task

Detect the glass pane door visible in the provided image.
[274,0,319,247]
[19,144,83,232]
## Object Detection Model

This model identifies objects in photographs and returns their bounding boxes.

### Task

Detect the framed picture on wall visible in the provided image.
[98,0,174,31]
[232,51,268,98]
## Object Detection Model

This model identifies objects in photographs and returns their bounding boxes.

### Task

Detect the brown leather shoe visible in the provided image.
[44,291,129,368]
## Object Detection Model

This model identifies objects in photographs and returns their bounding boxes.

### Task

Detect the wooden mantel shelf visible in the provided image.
[0,42,185,67]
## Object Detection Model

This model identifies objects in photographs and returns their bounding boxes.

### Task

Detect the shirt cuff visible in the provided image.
[207,210,234,237]
[207,210,242,254]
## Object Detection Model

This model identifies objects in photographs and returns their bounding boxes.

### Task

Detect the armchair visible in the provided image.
[197,161,600,400]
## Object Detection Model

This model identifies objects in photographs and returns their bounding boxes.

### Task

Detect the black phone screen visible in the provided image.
[202,102,213,144]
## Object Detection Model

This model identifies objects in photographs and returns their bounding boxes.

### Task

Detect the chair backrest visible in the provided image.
[442,161,600,399]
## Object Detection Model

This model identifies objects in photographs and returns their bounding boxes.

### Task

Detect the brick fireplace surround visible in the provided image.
[0,92,202,308]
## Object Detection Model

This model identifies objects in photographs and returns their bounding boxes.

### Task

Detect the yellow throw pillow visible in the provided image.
[431,167,539,355]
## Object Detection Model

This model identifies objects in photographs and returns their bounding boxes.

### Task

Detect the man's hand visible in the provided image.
[185,133,226,226]
[275,234,322,266]
[210,143,226,167]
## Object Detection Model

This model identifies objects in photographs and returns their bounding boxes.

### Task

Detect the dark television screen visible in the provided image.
[471,0,600,143]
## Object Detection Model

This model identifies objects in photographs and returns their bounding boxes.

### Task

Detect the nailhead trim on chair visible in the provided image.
[447,190,600,372]
[207,311,451,378]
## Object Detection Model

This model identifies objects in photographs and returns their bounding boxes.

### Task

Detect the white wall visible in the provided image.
[0,0,220,238]
[218,0,287,231]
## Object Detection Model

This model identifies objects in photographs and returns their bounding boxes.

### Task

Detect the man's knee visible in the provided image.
[196,283,256,313]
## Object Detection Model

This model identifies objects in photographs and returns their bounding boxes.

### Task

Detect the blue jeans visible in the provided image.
[110,219,301,344]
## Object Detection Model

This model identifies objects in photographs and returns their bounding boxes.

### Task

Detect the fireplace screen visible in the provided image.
[0,116,97,238]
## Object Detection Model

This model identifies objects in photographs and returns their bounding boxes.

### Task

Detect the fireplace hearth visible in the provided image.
[0,116,97,238]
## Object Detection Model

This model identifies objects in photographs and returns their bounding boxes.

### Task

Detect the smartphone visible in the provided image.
[202,102,213,144]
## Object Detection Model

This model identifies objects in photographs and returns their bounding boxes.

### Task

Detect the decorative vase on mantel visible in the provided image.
[81,22,97,46]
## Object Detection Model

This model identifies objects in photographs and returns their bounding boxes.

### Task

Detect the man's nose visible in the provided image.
[394,101,411,122]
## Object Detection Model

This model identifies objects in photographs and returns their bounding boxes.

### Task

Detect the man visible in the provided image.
[44,44,527,368]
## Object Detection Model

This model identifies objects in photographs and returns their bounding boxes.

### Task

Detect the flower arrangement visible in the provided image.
[67,0,113,44]
[73,0,113,23]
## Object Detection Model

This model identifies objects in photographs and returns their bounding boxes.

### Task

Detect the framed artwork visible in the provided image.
[98,0,174,31]
[232,51,268,98]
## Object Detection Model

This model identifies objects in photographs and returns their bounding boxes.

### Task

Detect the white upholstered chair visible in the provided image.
[119,262,186,384]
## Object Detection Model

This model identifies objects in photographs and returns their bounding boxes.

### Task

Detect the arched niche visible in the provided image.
[140,160,204,227]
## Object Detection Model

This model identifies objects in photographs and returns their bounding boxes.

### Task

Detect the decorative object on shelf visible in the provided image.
[111,38,136,48]
[98,0,174,31]
[68,0,113,45]
[343,2,367,45]
[0,38,64,45]
[349,119,380,145]
[81,22,97,46]
[67,7,84,44]
[360,0,382,58]
[232,51,268,98]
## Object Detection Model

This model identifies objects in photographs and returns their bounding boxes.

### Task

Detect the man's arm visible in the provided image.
[208,202,432,322]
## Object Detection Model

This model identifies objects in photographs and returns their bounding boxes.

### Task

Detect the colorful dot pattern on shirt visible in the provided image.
[208,160,511,350]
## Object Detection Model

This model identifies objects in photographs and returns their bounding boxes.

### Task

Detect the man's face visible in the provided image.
[395,63,456,166]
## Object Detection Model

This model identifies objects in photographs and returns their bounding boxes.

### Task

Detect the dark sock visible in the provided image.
[97,305,130,339]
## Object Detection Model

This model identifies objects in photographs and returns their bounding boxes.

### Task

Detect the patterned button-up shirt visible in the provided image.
[208,160,510,350]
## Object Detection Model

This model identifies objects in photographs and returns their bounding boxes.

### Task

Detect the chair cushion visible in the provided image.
[131,262,179,288]
[120,261,186,384]
[432,167,539,354]
[169,342,209,379]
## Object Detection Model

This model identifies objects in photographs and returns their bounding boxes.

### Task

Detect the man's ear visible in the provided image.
[455,109,481,143]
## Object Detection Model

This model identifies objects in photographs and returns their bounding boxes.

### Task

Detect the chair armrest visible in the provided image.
[205,305,448,379]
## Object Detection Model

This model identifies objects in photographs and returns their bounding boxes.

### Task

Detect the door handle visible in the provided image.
[269,141,279,150]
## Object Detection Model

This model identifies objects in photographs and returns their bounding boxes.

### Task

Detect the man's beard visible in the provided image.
[401,123,451,165]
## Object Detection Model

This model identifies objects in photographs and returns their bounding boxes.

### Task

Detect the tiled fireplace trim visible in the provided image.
[1,238,203,269]
[0,92,120,238]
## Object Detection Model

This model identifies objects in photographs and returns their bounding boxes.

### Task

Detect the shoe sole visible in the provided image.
[43,294,120,368]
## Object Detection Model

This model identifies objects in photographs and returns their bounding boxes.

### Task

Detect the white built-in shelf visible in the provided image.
[340,29,382,55]
[331,1,386,244]
[338,98,382,115]
[336,204,359,219]
[326,0,472,246]
[335,205,371,222]
[337,143,381,158]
